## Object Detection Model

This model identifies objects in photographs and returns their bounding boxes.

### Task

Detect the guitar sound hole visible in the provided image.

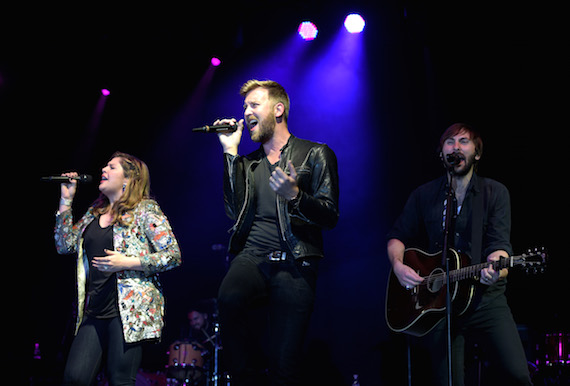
[427,268,445,293]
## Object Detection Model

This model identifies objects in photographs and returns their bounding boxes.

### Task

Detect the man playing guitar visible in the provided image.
[386,123,532,385]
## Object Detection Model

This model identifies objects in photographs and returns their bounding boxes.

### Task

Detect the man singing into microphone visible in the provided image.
[214,79,339,385]
[386,123,531,385]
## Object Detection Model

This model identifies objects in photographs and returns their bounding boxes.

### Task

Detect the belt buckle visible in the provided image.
[268,251,286,262]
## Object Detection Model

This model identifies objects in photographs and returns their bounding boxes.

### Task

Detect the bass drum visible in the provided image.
[166,341,205,384]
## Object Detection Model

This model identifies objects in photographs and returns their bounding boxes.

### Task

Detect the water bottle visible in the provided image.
[352,373,360,386]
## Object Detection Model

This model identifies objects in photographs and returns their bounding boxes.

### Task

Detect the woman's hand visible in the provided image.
[92,249,142,273]
[59,172,78,211]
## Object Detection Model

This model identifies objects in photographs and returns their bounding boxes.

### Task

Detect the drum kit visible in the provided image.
[530,332,570,384]
[163,329,569,385]
[538,332,570,367]
[165,301,229,386]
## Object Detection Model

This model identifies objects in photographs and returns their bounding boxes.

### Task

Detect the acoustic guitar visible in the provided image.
[385,248,546,336]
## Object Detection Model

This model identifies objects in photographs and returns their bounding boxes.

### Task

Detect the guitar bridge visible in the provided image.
[410,285,418,296]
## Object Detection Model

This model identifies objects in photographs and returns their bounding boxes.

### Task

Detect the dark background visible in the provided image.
[3,2,563,385]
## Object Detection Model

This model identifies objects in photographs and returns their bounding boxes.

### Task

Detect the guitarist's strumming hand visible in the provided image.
[480,250,508,285]
[394,261,424,290]
[388,239,424,290]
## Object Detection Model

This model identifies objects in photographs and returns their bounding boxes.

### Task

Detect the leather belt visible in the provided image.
[267,251,287,262]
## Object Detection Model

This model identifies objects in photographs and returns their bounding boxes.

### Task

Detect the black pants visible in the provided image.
[217,251,318,386]
[62,316,142,386]
[411,294,532,386]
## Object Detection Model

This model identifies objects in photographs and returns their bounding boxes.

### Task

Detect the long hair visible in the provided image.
[92,151,151,226]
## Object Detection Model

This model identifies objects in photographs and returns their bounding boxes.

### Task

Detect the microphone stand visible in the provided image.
[442,167,456,386]
[207,302,223,386]
[207,321,221,386]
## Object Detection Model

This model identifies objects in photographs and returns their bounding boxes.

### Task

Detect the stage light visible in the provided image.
[298,21,318,41]
[101,88,110,96]
[211,57,221,67]
[344,14,365,33]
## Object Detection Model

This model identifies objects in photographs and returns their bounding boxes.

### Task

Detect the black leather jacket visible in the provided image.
[223,135,339,259]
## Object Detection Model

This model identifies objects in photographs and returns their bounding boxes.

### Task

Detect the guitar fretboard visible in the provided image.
[420,253,543,285]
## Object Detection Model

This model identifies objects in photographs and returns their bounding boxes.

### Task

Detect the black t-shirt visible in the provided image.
[83,218,119,319]
[387,174,512,263]
[243,157,284,253]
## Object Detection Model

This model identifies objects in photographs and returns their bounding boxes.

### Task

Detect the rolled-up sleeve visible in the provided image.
[483,182,513,257]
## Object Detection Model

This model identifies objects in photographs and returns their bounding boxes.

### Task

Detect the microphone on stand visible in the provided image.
[40,174,93,183]
[445,153,462,166]
[192,123,238,134]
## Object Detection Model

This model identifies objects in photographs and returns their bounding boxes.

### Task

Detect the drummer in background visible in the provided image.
[185,302,218,354]
[188,307,214,348]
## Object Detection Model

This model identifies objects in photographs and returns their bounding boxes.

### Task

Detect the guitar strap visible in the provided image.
[470,176,484,264]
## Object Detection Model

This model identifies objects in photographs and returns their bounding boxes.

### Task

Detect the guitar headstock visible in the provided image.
[512,247,548,275]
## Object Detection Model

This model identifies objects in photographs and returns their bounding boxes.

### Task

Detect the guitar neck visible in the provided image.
[448,256,511,282]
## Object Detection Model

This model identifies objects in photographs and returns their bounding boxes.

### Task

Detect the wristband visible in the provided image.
[60,198,73,207]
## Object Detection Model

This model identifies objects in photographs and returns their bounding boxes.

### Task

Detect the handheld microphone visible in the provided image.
[40,174,93,183]
[192,123,238,134]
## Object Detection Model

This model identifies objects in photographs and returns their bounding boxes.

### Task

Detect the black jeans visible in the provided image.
[62,316,142,386]
[217,250,318,386]
[410,293,532,386]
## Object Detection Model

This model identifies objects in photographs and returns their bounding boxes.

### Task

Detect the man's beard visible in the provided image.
[250,114,276,143]
[451,152,478,176]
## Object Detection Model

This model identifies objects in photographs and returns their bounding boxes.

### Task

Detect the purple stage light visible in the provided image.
[211,57,221,67]
[344,14,365,33]
[298,21,318,41]
[101,88,110,96]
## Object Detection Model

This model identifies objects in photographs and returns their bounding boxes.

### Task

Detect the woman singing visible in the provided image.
[54,152,181,385]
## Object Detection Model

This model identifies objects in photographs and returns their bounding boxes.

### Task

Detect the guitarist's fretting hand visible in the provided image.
[480,250,508,285]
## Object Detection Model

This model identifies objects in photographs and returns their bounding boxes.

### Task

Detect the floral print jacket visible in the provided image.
[54,199,181,343]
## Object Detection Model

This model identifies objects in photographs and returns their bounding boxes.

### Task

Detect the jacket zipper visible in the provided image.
[276,160,288,242]
[276,151,291,246]
[229,159,256,233]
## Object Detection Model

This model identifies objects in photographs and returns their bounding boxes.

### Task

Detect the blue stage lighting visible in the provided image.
[344,14,365,33]
[298,21,318,41]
